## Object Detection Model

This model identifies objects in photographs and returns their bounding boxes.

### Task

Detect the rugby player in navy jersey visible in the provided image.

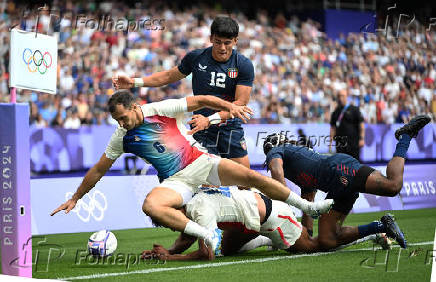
[263,115,431,250]
[113,16,254,168]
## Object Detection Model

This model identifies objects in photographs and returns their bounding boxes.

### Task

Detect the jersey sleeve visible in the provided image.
[236,57,254,87]
[142,98,188,118]
[177,50,199,76]
[265,147,284,168]
[104,127,126,160]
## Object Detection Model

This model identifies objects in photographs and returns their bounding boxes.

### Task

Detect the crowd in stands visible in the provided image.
[0,1,435,128]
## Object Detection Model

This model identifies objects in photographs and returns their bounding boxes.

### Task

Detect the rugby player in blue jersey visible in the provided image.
[113,16,254,168]
[262,115,431,250]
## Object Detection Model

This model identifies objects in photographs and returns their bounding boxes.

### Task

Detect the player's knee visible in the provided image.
[245,169,260,186]
[386,180,402,197]
[393,180,403,195]
[142,196,160,217]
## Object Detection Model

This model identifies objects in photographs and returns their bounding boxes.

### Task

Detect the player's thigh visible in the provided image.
[288,227,319,253]
[318,209,348,243]
[217,157,259,186]
[143,187,185,210]
[230,155,250,168]
[221,230,258,256]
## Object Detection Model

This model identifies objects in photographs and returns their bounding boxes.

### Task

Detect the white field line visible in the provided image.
[431,229,436,282]
[60,241,434,281]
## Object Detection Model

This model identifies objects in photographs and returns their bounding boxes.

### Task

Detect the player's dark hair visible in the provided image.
[108,90,135,113]
[211,16,239,38]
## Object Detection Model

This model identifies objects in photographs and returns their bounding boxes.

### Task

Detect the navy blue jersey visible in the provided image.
[266,145,331,192]
[266,144,364,195]
[178,47,254,120]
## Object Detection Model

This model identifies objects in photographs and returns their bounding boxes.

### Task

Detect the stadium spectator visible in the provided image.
[0,2,434,125]
[330,89,365,161]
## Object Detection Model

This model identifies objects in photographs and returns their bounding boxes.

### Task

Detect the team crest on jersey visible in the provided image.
[134,135,141,142]
[227,68,238,78]
[340,176,349,186]
[240,139,247,151]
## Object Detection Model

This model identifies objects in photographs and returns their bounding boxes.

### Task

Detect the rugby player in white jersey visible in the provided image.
[142,186,319,261]
[51,90,333,247]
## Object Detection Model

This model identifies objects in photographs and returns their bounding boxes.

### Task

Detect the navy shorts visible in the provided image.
[192,120,248,159]
[324,154,373,214]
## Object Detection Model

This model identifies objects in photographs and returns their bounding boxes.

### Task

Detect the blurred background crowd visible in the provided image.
[0,1,435,128]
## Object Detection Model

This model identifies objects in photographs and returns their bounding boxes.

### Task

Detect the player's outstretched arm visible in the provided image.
[268,158,286,187]
[50,153,115,216]
[112,66,186,89]
[150,240,214,261]
[187,85,252,131]
[186,95,253,135]
[168,233,198,255]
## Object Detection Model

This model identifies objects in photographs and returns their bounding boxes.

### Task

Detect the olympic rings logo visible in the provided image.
[22,48,53,74]
[65,190,108,222]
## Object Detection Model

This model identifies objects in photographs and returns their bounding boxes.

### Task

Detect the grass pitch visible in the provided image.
[31,208,436,281]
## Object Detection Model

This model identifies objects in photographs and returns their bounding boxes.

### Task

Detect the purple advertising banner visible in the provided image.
[0,104,32,277]
[29,124,435,172]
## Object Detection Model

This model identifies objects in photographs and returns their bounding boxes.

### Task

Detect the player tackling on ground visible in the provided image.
[51,90,333,247]
[262,115,431,250]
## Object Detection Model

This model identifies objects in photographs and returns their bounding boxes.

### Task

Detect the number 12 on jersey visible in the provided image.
[209,72,226,88]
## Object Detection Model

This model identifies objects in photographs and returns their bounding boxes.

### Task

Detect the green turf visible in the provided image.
[32,208,436,281]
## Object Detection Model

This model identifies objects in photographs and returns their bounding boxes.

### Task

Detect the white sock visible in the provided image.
[183,220,213,240]
[285,191,310,211]
[239,236,273,253]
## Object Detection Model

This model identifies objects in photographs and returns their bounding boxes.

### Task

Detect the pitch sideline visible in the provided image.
[59,241,434,281]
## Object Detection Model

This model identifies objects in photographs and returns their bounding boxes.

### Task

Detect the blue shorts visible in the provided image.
[323,154,367,214]
[192,121,248,159]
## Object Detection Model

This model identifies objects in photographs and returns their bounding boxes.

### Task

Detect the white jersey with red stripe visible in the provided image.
[104,98,206,181]
[260,200,303,250]
[186,187,303,249]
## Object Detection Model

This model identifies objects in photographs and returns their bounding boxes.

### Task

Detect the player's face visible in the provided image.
[210,35,237,62]
[111,104,137,130]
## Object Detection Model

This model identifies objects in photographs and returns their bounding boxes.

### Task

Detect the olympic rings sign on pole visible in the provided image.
[22,48,52,74]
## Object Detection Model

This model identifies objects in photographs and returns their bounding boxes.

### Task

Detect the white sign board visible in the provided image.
[9,29,58,94]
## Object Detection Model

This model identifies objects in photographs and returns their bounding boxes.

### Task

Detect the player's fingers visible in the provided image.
[65,203,75,214]
[244,106,254,115]
[50,203,67,216]
[188,127,200,135]
[187,119,195,125]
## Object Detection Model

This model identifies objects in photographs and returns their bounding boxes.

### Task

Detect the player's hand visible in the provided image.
[50,198,77,216]
[152,244,170,260]
[140,249,154,260]
[112,74,134,89]
[229,104,253,123]
[359,139,365,148]
[187,114,209,135]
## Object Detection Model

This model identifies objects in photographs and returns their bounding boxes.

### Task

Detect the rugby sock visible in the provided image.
[183,220,213,240]
[393,134,412,158]
[285,191,311,211]
[239,236,273,253]
[358,221,386,237]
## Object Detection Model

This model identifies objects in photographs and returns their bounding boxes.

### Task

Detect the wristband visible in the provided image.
[208,113,221,125]
[133,78,144,87]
